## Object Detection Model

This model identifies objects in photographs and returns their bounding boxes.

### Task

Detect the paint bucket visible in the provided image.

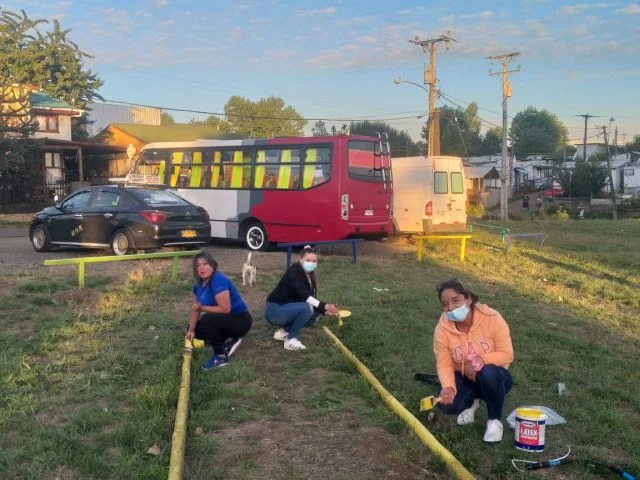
[514,408,547,452]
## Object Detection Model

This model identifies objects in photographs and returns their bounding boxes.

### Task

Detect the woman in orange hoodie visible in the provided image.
[434,278,514,443]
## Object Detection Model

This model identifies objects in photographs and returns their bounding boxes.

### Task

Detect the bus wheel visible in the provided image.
[245,222,268,251]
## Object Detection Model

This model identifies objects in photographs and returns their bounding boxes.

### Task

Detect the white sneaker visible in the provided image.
[483,419,504,443]
[284,338,306,351]
[273,328,288,341]
[457,398,481,426]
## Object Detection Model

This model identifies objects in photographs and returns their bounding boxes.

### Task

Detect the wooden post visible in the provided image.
[78,262,85,288]
[78,147,84,182]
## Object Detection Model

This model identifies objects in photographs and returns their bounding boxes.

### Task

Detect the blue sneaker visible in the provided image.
[202,355,229,371]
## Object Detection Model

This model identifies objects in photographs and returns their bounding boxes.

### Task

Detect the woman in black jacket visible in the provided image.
[265,245,339,350]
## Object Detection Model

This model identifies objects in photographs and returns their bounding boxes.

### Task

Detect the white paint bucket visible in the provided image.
[514,407,546,452]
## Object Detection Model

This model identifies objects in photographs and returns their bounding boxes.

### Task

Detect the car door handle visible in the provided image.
[104,213,113,219]
[74,213,83,218]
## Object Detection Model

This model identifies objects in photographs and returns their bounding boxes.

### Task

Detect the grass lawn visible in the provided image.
[1,219,639,479]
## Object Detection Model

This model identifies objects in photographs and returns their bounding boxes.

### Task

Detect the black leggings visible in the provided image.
[195,311,252,356]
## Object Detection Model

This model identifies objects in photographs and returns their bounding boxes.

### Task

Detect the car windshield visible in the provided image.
[130,189,188,206]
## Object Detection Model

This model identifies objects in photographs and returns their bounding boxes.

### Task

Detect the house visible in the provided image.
[85,102,161,138]
[103,123,234,177]
[464,165,500,208]
[28,91,125,192]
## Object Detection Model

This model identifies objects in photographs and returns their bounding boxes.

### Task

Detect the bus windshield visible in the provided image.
[348,141,390,183]
[127,150,167,185]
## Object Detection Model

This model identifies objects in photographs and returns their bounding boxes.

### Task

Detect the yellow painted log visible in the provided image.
[168,341,193,480]
[322,326,476,480]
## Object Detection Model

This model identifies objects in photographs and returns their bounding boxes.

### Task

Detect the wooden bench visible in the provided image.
[468,222,510,242]
[415,234,472,262]
[504,233,546,253]
[277,238,364,268]
[44,250,201,288]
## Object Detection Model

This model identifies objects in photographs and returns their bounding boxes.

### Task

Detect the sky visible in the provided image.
[4,0,640,145]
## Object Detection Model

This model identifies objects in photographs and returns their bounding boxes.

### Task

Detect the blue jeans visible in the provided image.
[437,365,513,420]
[264,302,320,339]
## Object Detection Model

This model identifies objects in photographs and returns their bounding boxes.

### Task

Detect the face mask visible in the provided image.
[302,261,317,273]
[445,304,469,322]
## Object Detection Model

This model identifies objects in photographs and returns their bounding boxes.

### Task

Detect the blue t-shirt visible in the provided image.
[192,272,248,314]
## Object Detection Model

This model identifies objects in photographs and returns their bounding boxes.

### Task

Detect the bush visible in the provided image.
[532,203,570,220]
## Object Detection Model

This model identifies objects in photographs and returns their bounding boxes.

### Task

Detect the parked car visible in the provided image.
[30,186,211,255]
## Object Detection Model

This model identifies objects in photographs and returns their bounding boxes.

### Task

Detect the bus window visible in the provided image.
[348,141,386,182]
[218,150,252,189]
[451,172,464,194]
[169,152,184,187]
[434,171,448,194]
[254,148,301,190]
[303,147,331,189]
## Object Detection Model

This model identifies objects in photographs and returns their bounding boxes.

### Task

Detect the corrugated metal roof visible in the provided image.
[464,165,499,179]
[29,92,77,110]
[110,123,234,143]
[87,103,161,136]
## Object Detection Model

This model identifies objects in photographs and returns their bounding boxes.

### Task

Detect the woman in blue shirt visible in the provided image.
[185,252,252,370]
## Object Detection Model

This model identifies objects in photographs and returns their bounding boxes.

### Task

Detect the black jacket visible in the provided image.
[266,262,327,314]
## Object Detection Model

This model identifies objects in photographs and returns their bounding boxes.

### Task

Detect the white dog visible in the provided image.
[242,252,257,287]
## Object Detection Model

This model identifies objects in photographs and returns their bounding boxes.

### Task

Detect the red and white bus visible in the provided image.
[126,134,393,250]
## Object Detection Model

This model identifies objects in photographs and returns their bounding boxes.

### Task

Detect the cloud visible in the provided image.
[561,4,589,14]
[397,9,411,15]
[157,20,175,26]
[57,1,73,7]
[237,4,251,9]
[153,0,169,6]
[618,3,640,13]
[358,35,377,44]
[439,14,455,22]
[596,2,617,6]
[299,6,336,16]
[335,16,376,26]
[572,25,588,35]
[521,0,549,3]
[230,26,244,37]
[505,24,525,36]
[134,10,152,17]
[51,13,66,20]
[459,10,493,19]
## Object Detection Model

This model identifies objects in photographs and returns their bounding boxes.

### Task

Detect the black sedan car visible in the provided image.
[30,186,211,255]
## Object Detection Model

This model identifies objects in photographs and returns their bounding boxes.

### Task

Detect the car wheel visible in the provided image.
[111,229,133,256]
[31,224,51,252]
[245,222,268,251]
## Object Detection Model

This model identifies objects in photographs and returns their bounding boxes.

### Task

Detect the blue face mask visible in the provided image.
[445,304,469,322]
[302,261,317,273]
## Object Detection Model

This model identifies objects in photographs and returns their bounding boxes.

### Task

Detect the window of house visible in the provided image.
[434,172,448,194]
[37,115,59,132]
[44,152,62,168]
[451,172,464,194]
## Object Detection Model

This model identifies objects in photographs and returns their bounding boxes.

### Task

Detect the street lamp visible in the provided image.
[394,76,430,156]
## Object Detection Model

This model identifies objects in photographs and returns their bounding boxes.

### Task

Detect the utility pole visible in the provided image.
[574,113,599,161]
[602,125,617,220]
[409,34,455,157]
[487,51,520,222]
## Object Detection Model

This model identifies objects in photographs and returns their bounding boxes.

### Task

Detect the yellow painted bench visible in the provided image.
[415,235,472,262]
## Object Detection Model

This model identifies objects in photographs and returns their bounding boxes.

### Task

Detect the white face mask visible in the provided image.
[445,304,469,322]
[302,261,317,273]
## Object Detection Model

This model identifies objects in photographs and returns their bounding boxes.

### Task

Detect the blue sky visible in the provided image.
[5,0,640,144]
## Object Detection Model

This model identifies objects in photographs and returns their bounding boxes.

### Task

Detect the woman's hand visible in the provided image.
[325,304,339,316]
[463,361,477,381]
[185,330,195,341]
[192,301,203,313]
[439,387,455,405]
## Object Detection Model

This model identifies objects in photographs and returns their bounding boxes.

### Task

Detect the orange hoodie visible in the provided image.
[433,303,514,394]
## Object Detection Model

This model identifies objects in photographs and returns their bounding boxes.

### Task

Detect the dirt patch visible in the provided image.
[209,417,429,480]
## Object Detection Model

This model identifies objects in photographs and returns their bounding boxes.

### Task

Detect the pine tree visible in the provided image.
[0,79,38,176]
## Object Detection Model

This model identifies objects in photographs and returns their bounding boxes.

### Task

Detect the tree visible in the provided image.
[0,82,39,176]
[189,115,229,131]
[482,127,502,155]
[554,157,608,198]
[349,120,421,156]
[422,103,484,157]
[1,8,104,139]
[161,112,175,125]
[311,120,328,136]
[224,96,305,137]
[510,106,568,158]
[627,134,640,152]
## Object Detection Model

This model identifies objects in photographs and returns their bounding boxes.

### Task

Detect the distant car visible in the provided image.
[543,187,564,197]
[30,186,211,255]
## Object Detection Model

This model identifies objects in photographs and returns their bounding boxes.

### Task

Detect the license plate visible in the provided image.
[181,229,197,238]
[364,209,374,216]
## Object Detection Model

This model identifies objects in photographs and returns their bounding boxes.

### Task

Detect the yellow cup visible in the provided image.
[192,339,205,349]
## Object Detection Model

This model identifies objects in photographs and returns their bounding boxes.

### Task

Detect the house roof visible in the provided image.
[464,165,499,179]
[110,123,236,143]
[29,92,80,111]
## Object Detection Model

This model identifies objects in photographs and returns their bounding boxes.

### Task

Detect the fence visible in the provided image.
[0,180,70,213]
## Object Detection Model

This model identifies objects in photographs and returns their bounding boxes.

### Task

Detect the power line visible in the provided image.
[574,113,600,160]
[438,92,503,130]
[101,98,427,123]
